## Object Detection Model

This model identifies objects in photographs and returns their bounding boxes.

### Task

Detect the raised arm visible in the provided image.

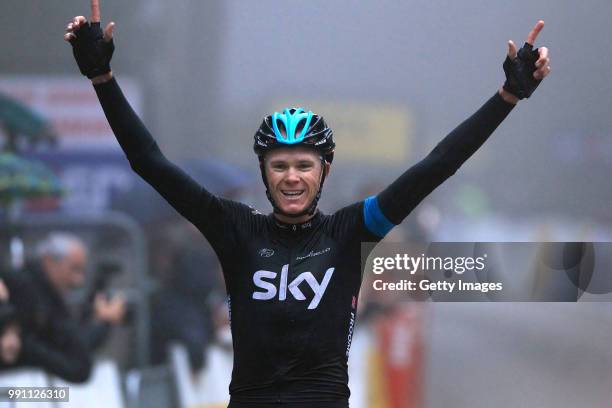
[63,1,216,227]
[367,22,551,233]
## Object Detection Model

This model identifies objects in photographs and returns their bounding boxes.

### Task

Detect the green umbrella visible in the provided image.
[0,92,57,151]
[0,153,63,269]
[0,152,63,203]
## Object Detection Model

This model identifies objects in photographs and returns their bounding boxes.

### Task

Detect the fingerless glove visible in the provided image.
[503,43,541,99]
[70,22,114,79]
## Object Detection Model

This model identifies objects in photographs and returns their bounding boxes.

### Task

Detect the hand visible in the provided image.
[64,0,116,81]
[0,279,9,303]
[0,324,21,365]
[94,293,126,325]
[501,20,551,102]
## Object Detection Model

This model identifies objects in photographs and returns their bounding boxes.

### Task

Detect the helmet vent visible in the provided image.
[275,120,287,139]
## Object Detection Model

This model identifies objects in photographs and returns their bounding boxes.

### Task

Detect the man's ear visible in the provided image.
[324,162,331,178]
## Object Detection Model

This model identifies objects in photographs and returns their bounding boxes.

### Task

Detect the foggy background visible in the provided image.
[1,1,611,407]
[3,0,610,222]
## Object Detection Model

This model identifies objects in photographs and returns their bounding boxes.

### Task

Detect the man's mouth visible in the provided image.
[281,190,305,199]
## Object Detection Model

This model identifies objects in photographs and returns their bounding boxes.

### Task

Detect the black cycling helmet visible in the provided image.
[253,107,335,218]
[254,108,335,163]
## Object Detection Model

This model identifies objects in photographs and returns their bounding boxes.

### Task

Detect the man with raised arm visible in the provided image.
[65,2,550,406]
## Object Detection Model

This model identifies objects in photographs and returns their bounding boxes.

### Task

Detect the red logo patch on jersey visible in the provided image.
[351,295,357,309]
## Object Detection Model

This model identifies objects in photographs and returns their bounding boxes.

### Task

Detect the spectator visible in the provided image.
[1,232,125,382]
[151,222,222,373]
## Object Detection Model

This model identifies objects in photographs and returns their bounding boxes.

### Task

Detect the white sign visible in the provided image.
[0,76,142,150]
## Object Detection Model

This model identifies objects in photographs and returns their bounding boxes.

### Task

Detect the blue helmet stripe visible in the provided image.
[363,196,395,238]
[284,108,297,142]
[272,108,314,145]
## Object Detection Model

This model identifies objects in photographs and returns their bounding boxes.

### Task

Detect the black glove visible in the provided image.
[503,43,541,100]
[69,22,114,79]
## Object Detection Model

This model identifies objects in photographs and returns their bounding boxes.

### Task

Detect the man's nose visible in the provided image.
[284,167,300,183]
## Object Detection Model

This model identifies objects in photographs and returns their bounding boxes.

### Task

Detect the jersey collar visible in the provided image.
[272,211,322,233]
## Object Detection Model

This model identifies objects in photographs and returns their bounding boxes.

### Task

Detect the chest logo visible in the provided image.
[252,264,335,310]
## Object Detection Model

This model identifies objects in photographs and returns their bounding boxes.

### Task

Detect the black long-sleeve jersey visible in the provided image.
[94,78,514,406]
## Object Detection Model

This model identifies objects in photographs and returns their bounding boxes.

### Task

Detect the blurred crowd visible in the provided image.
[148,219,228,375]
[0,232,126,382]
[0,218,236,385]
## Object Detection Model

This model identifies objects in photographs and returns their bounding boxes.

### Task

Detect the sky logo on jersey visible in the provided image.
[252,264,335,310]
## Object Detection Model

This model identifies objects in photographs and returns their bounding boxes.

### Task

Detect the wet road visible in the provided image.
[425,303,612,407]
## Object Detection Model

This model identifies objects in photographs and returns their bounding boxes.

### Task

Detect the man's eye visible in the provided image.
[299,164,313,171]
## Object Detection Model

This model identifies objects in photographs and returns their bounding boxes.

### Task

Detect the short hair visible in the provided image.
[35,232,86,261]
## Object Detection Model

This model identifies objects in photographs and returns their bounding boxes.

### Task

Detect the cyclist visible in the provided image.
[64,2,550,406]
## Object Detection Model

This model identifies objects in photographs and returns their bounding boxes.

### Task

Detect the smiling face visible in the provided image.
[264,147,330,223]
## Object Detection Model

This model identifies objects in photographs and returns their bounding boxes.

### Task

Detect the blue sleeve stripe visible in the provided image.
[363,196,395,238]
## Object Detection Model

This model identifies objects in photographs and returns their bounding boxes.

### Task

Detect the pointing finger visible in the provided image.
[507,40,518,60]
[526,20,545,46]
[91,0,101,23]
[103,22,115,42]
